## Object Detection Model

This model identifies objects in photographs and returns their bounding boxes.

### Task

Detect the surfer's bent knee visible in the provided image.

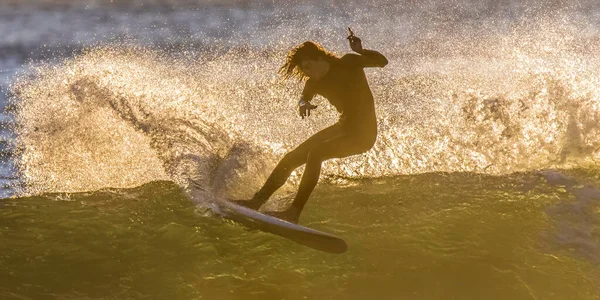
[281,151,305,168]
[305,151,326,166]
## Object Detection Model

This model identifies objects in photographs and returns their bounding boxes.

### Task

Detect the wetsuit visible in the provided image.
[249,49,388,216]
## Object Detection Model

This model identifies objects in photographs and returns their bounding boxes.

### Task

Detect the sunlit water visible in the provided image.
[1,172,599,299]
[1,1,600,299]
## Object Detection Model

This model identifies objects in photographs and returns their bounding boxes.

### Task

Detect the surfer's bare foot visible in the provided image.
[228,199,262,210]
[265,207,300,224]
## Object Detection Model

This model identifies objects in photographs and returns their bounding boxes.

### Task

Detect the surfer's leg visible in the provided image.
[234,123,343,209]
[277,134,374,222]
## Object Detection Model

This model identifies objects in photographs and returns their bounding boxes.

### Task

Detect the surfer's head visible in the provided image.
[280,41,338,81]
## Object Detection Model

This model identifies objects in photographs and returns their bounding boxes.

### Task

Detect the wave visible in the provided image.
[4,169,599,265]
[8,17,600,199]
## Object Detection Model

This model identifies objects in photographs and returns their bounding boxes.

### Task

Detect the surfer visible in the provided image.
[233,28,388,223]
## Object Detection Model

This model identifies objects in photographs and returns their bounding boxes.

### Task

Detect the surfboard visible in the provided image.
[214,199,348,254]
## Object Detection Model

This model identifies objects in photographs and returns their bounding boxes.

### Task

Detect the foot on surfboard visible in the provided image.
[228,198,262,210]
[265,208,300,224]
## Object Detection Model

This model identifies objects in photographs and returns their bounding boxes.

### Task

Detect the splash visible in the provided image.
[10,46,291,198]
[9,17,600,198]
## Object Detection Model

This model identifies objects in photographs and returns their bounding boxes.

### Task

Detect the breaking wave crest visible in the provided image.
[9,18,600,199]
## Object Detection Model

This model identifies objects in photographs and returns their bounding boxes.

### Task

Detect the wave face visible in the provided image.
[9,7,600,198]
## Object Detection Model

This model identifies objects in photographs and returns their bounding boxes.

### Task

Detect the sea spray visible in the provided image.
[9,18,600,198]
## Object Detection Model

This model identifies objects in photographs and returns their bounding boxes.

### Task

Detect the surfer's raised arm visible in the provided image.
[347,27,388,68]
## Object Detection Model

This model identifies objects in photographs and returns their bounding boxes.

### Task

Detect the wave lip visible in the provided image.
[7,16,600,197]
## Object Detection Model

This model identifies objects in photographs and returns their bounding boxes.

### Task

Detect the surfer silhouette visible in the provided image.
[232,28,388,223]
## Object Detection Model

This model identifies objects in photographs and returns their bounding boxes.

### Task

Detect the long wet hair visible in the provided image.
[279,41,339,81]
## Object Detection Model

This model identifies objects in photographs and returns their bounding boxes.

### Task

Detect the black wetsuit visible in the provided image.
[250,49,388,218]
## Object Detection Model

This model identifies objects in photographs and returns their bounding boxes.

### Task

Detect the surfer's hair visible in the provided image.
[279,41,339,81]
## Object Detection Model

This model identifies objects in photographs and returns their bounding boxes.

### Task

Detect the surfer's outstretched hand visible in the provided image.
[299,99,317,119]
[347,27,363,53]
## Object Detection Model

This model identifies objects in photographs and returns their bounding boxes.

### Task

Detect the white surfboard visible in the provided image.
[214,199,348,254]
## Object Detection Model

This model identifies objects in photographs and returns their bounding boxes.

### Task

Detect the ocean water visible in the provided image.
[1,1,600,299]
